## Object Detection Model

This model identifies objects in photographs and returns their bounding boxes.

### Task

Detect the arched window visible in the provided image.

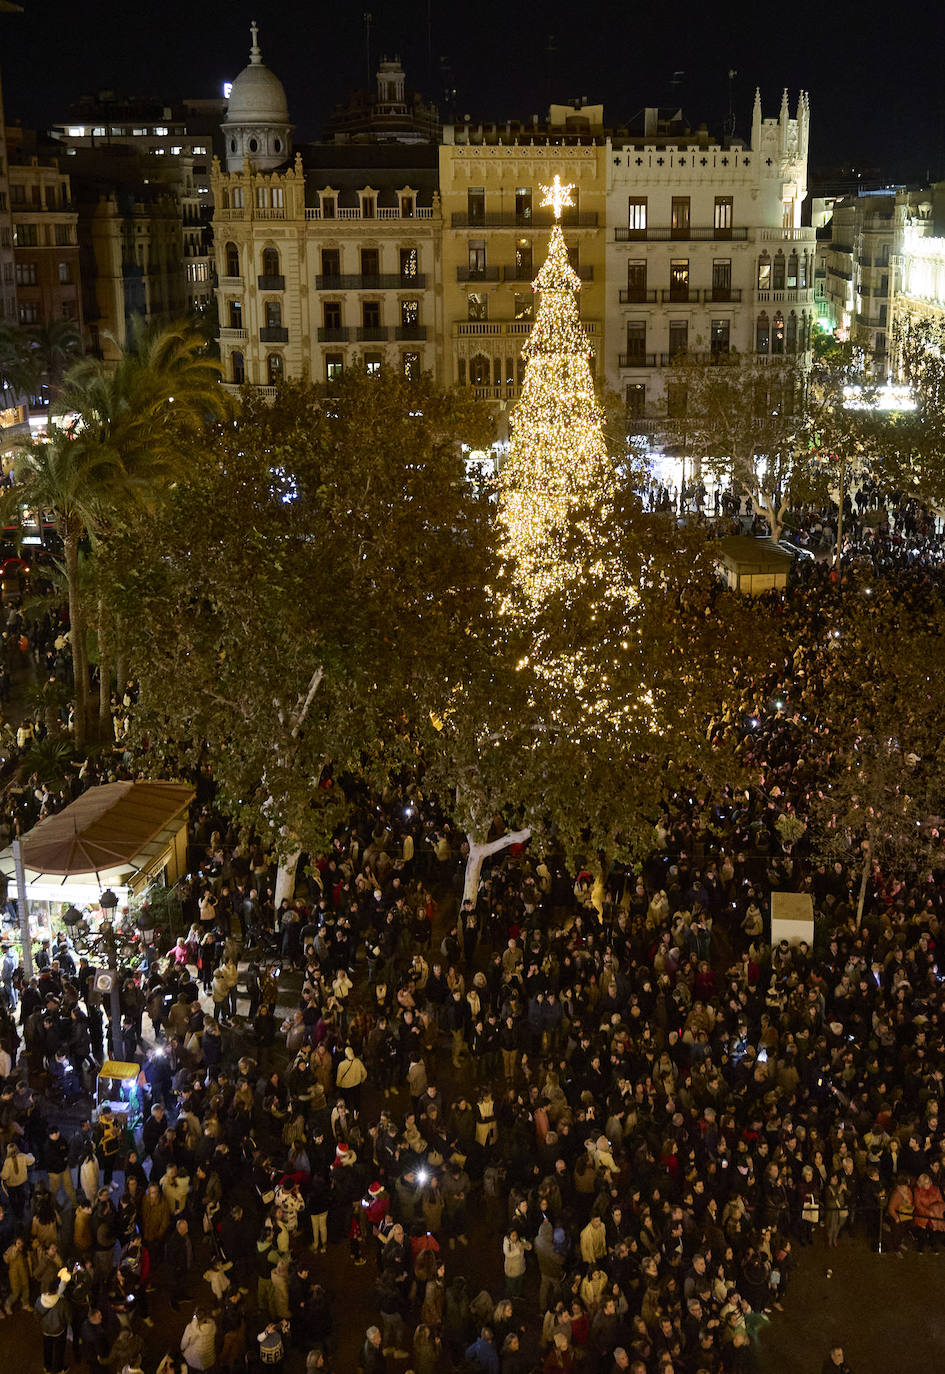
[469,354,490,386]
[229,138,237,154]
[274,137,282,153]
[756,313,770,354]
[249,137,259,154]
[773,252,786,291]
[772,312,785,355]
[786,312,798,353]
[757,254,771,292]
[220,187,230,210]
[267,354,283,386]
[787,252,799,289]
[231,351,245,385]
[224,242,239,277]
[232,187,243,209]
[262,246,280,277]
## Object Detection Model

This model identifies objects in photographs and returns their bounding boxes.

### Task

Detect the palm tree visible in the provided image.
[10,318,226,748]
[0,323,39,407]
[27,318,83,401]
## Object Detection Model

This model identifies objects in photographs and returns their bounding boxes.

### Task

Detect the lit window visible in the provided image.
[91,127,105,137]
[403,352,420,381]
[170,145,183,155]
[66,126,85,137]
[132,127,147,136]
[153,126,168,136]
[192,145,207,155]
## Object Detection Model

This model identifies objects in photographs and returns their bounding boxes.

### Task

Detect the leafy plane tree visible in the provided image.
[117,370,493,900]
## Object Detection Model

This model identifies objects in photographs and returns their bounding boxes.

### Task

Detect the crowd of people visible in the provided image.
[2,501,944,1373]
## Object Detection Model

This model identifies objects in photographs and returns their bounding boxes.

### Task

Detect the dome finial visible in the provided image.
[249,19,262,64]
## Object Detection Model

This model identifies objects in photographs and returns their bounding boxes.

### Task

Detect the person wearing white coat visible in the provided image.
[180,1308,217,1371]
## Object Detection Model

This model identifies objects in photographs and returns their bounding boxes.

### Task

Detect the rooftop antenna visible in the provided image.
[725,68,738,138]
[364,12,372,89]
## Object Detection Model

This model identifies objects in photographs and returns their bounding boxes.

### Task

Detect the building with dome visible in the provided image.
[222,21,292,174]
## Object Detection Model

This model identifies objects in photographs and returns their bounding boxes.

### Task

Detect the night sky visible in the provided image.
[1,0,942,180]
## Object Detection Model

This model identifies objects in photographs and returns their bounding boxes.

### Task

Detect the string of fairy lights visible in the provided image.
[495,175,653,734]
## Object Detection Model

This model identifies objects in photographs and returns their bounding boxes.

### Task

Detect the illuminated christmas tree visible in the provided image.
[497,175,617,608]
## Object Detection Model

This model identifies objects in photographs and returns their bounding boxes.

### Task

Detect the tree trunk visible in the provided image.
[63,529,87,752]
[462,828,532,910]
[114,614,127,701]
[274,850,301,910]
[855,835,873,929]
[98,596,112,738]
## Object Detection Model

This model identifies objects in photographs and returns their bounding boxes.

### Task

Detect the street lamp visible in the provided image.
[97,889,122,1059]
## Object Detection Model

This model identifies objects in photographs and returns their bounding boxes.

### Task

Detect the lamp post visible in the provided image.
[98,889,122,1058]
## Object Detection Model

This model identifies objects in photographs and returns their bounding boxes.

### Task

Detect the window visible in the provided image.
[515,187,532,221]
[400,247,418,278]
[323,302,342,330]
[468,187,485,223]
[626,383,646,417]
[248,139,259,154]
[626,260,647,301]
[756,313,770,354]
[132,126,147,136]
[364,353,382,375]
[467,292,488,321]
[671,197,690,238]
[262,246,280,277]
[361,195,375,219]
[265,300,282,328]
[786,312,798,353]
[710,319,730,356]
[321,195,336,218]
[256,187,269,209]
[403,352,420,381]
[170,144,182,155]
[10,184,25,204]
[272,187,284,209]
[55,225,72,246]
[670,260,689,301]
[231,351,245,384]
[61,300,76,321]
[625,321,646,360]
[325,353,343,382]
[513,292,533,321]
[266,354,283,385]
[713,196,733,235]
[363,300,380,328]
[232,187,243,208]
[772,312,785,355]
[400,194,414,218]
[468,241,486,276]
[14,224,38,247]
[669,320,689,359]
[401,299,419,326]
[18,302,39,324]
[469,353,490,385]
[514,238,533,278]
[57,261,72,285]
[712,259,732,301]
[787,253,798,289]
[757,256,771,291]
[15,263,37,286]
[666,383,687,418]
[627,196,647,236]
[225,242,240,277]
[782,200,794,228]
[773,253,785,291]
[228,300,242,328]
[321,248,340,278]
[360,248,379,279]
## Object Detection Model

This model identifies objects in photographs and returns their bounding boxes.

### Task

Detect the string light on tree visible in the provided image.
[497,174,618,607]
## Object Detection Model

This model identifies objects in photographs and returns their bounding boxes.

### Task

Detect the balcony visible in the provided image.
[618,353,658,368]
[396,325,427,341]
[703,287,742,303]
[314,273,428,290]
[257,274,285,291]
[503,265,536,282]
[619,288,657,304]
[451,210,599,229]
[219,327,247,342]
[473,385,523,401]
[221,382,278,400]
[318,327,349,342]
[457,266,501,282]
[356,326,389,341]
[219,275,243,289]
[758,227,817,243]
[661,288,700,304]
[756,287,815,304]
[304,206,434,220]
[615,226,749,242]
[259,326,289,343]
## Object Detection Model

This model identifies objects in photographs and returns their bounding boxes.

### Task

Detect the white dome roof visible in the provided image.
[225,23,289,126]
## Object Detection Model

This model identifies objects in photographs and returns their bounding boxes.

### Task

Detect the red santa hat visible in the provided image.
[368,1181,384,1197]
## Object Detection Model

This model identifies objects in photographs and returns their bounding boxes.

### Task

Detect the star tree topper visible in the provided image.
[540,174,575,221]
